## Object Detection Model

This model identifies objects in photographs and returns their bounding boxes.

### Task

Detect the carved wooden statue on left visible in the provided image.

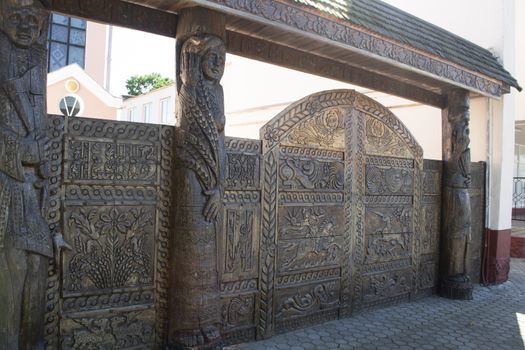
[0,1,70,348]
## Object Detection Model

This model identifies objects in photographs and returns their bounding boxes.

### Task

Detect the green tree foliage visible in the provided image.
[125,73,174,96]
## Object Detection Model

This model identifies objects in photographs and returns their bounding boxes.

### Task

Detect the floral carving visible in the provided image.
[276,281,339,318]
[66,207,154,292]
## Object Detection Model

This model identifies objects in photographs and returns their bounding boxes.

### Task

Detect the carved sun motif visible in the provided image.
[287,108,345,149]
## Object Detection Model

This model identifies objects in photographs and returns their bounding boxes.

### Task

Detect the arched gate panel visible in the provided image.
[258,90,426,337]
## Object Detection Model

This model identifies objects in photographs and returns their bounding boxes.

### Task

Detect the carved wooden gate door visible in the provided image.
[44,116,172,349]
[258,90,426,337]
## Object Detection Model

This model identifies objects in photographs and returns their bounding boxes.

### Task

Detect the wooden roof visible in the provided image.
[51,0,521,107]
[290,0,520,91]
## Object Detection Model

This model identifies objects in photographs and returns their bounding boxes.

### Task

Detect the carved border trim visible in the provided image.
[367,156,414,169]
[362,259,412,274]
[351,110,366,312]
[64,185,158,203]
[340,108,355,318]
[280,145,344,160]
[206,0,503,96]
[220,279,258,294]
[276,268,341,287]
[44,115,65,348]
[412,159,424,295]
[279,192,343,204]
[224,190,261,203]
[258,150,278,339]
[156,126,173,347]
[62,290,155,313]
[364,196,412,206]
[226,137,262,153]
[66,117,160,142]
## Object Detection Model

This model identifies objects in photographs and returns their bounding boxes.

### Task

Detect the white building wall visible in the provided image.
[120,85,176,125]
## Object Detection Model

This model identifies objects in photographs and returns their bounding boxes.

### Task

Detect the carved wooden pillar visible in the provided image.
[168,7,226,350]
[439,89,473,300]
[0,0,69,348]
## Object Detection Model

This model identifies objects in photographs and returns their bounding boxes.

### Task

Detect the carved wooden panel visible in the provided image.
[43,92,484,348]
[45,116,172,349]
[419,159,442,293]
[260,90,425,336]
[220,137,261,345]
[260,92,348,335]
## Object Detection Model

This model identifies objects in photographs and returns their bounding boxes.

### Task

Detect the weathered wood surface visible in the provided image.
[439,89,473,300]
[34,92,484,349]
[168,7,227,350]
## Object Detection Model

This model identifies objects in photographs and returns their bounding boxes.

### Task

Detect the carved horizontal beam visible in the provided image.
[50,1,444,107]
[226,32,446,109]
[195,0,504,97]
[50,0,177,37]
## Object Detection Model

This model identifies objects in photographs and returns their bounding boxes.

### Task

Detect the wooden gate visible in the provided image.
[256,90,433,337]
[42,90,486,348]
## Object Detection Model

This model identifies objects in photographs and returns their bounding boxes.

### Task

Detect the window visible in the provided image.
[127,107,136,122]
[59,95,82,117]
[160,98,171,124]
[48,14,87,72]
[143,103,152,123]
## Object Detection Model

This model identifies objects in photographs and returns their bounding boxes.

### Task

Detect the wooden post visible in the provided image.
[168,7,227,350]
[0,0,70,348]
[440,88,473,300]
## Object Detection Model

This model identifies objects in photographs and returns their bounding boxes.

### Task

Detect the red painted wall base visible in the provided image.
[511,234,525,258]
[481,229,511,285]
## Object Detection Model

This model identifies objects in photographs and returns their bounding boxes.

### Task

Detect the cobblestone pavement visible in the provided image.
[227,259,525,350]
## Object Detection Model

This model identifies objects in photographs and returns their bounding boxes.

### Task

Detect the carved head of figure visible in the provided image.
[180,35,226,85]
[1,0,48,48]
[451,107,470,154]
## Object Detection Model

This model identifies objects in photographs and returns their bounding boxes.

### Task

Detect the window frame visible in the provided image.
[160,97,171,124]
[48,14,87,72]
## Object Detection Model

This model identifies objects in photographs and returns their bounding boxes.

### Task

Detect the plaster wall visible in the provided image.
[47,78,118,120]
[85,22,109,88]
[384,0,504,54]
[121,84,176,125]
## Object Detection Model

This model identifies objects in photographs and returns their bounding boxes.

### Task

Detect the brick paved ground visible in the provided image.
[227,259,525,350]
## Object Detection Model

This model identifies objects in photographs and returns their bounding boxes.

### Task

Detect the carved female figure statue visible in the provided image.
[169,34,226,349]
[0,1,70,348]
[442,104,472,289]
